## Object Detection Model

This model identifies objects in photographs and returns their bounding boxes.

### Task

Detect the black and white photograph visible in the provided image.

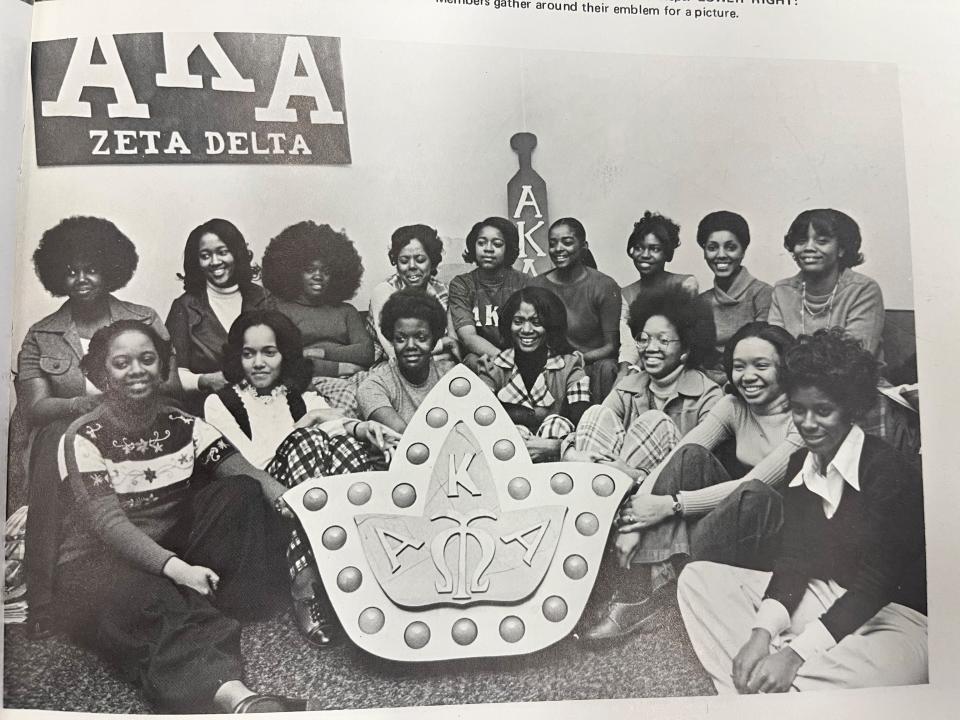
[1,0,957,717]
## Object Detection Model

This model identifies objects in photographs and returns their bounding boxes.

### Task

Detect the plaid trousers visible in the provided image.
[571,404,681,474]
[267,427,377,578]
[515,414,576,442]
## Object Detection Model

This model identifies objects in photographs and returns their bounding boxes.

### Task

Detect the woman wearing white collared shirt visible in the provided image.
[678,328,926,693]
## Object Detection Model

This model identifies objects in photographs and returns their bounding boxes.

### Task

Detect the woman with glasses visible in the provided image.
[565,286,722,484]
[617,212,700,375]
[578,322,799,642]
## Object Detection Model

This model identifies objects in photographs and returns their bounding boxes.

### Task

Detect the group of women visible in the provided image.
[13,207,923,711]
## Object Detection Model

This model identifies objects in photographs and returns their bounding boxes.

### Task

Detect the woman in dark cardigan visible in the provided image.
[678,328,926,693]
[166,218,267,410]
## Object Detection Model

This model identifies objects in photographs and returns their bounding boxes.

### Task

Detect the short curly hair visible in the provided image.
[379,288,447,344]
[462,217,520,268]
[261,221,364,303]
[388,224,443,277]
[80,319,172,391]
[627,211,681,262]
[498,286,572,356]
[722,321,796,400]
[783,327,879,420]
[221,310,313,394]
[627,286,716,370]
[697,210,751,250]
[179,218,257,295]
[33,216,139,297]
[783,209,864,270]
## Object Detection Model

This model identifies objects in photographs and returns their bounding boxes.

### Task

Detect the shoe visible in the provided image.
[233,694,308,712]
[576,590,669,643]
[292,592,339,648]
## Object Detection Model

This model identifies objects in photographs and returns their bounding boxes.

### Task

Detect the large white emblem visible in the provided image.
[287,366,631,661]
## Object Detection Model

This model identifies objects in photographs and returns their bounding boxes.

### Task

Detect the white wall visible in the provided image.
[13,38,911,358]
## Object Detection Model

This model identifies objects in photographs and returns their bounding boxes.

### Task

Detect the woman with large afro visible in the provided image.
[17,216,181,636]
[261,221,374,379]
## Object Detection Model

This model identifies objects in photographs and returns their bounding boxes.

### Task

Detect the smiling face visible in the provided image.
[510,301,547,354]
[474,225,507,271]
[104,329,162,403]
[628,233,668,278]
[791,224,844,277]
[391,317,434,378]
[731,337,782,407]
[300,258,331,302]
[789,384,852,464]
[240,324,283,392]
[198,232,236,288]
[396,238,433,290]
[547,223,584,270]
[65,259,105,305]
[637,314,685,378]
[703,230,745,280]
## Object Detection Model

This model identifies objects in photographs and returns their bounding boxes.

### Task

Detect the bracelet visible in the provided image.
[350,420,363,439]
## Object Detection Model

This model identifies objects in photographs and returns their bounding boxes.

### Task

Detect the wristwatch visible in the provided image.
[670,493,683,516]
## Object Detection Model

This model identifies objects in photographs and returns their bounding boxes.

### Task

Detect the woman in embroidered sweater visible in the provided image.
[166,218,267,411]
[54,319,312,712]
[479,287,591,463]
[204,310,399,647]
[531,217,622,403]
[679,328,926,693]
[357,290,455,434]
[17,216,180,636]
[617,212,701,374]
[696,211,773,356]
[579,322,800,642]
[262,221,375,378]
[565,286,722,477]
[768,209,885,358]
[367,223,458,364]
[448,216,529,374]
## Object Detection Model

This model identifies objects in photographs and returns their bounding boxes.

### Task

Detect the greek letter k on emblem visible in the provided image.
[287,366,632,661]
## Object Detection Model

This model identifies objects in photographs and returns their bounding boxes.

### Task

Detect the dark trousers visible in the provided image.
[593,444,783,603]
[24,418,73,617]
[54,476,286,712]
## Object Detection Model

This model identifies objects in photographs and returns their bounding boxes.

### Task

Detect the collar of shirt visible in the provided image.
[789,424,864,518]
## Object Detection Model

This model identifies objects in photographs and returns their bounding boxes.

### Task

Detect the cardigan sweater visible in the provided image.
[767,269,885,357]
[764,434,926,644]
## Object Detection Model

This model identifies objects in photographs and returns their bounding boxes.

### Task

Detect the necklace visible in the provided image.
[800,279,839,335]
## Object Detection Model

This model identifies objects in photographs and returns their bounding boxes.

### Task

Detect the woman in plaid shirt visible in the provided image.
[479,287,592,462]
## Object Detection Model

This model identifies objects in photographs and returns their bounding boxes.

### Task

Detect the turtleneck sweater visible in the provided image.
[642,392,804,515]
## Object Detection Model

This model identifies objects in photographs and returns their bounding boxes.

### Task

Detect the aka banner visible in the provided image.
[31,32,351,166]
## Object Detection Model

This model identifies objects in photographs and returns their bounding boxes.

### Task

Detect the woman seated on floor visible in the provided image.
[18,216,180,636]
[579,322,801,642]
[262,221,375,378]
[448,216,529,374]
[203,310,399,647]
[479,286,591,463]
[678,328,926,694]
[564,285,723,479]
[367,223,458,364]
[530,217,621,403]
[357,289,455,434]
[53,319,311,712]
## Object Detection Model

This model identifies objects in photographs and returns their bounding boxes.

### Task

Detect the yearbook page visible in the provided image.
[4,0,959,718]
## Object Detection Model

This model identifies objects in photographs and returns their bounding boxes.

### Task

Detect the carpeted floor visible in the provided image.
[3,599,715,712]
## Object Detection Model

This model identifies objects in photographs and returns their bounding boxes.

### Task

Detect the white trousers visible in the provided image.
[677,561,928,694]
